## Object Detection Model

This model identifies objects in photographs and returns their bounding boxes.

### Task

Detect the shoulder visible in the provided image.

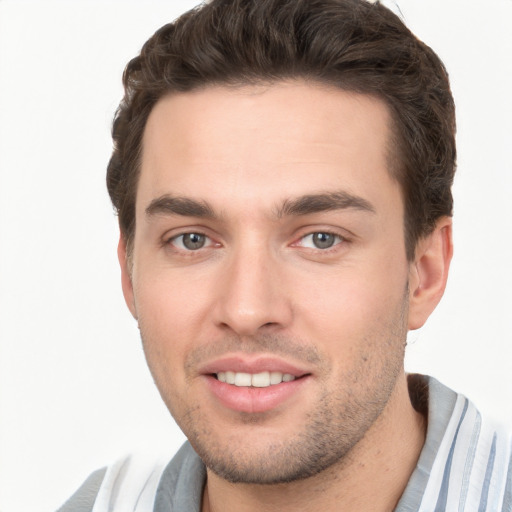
[401,374,512,511]
[56,467,107,512]
[56,442,205,512]
[427,378,511,510]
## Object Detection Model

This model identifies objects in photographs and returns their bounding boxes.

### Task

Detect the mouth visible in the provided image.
[201,357,311,413]
[214,370,297,387]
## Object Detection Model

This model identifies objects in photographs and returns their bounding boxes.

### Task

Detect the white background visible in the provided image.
[0,1,511,511]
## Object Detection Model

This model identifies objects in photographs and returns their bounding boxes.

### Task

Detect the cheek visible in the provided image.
[293,257,408,358]
[296,258,406,322]
[132,276,195,379]
[134,267,209,328]
[134,283,194,421]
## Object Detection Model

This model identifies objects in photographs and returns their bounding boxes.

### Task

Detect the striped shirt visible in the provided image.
[395,375,512,511]
[58,375,512,512]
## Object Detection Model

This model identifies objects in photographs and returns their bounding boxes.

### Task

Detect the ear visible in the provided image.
[408,217,453,330]
[118,234,138,319]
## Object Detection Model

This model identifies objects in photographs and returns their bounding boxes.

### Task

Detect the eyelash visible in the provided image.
[165,230,347,253]
[166,232,216,251]
[294,231,346,251]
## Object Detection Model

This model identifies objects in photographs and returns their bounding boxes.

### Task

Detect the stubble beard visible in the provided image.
[188,381,401,485]
[142,294,409,485]
[187,351,404,485]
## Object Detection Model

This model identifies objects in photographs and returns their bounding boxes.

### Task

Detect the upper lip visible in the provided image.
[199,354,310,377]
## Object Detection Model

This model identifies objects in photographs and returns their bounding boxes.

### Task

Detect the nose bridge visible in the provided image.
[215,237,289,335]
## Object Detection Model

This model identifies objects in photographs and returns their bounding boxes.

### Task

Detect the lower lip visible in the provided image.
[204,375,308,413]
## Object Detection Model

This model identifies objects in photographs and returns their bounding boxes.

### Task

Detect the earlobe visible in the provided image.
[408,217,453,330]
[118,234,138,319]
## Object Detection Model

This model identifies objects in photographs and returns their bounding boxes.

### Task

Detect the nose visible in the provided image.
[213,245,292,336]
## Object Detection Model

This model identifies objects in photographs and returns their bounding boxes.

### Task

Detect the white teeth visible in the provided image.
[251,371,270,388]
[234,372,252,387]
[270,371,283,385]
[216,371,296,387]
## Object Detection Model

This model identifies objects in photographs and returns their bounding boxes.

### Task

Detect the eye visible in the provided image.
[299,232,343,250]
[170,232,211,251]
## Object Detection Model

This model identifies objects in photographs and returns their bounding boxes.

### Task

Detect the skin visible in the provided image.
[119,81,453,511]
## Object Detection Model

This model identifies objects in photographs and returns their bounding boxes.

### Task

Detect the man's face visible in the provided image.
[124,82,415,483]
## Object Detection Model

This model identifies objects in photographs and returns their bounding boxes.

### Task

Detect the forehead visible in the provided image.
[139,81,400,216]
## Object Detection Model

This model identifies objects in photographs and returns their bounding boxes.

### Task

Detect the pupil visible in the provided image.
[183,233,205,250]
[313,232,334,249]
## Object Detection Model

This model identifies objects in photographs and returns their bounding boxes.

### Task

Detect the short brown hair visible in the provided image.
[107,0,456,260]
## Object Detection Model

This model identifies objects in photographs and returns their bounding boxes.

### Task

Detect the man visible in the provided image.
[58,0,512,510]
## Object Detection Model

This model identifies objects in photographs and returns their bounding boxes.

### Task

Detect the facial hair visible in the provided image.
[142,291,410,485]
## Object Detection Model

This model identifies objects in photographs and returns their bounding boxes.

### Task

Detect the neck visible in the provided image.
[202,373,426,512]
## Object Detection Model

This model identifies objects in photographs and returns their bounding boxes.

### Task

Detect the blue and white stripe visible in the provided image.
[418,393,512,511]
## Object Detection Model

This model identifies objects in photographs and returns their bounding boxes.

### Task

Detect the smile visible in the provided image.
[216,371,296,387]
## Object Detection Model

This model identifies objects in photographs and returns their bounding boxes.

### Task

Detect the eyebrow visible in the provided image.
[276,191,376,218]
[145,195,217,219]
[144,190,375,221]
